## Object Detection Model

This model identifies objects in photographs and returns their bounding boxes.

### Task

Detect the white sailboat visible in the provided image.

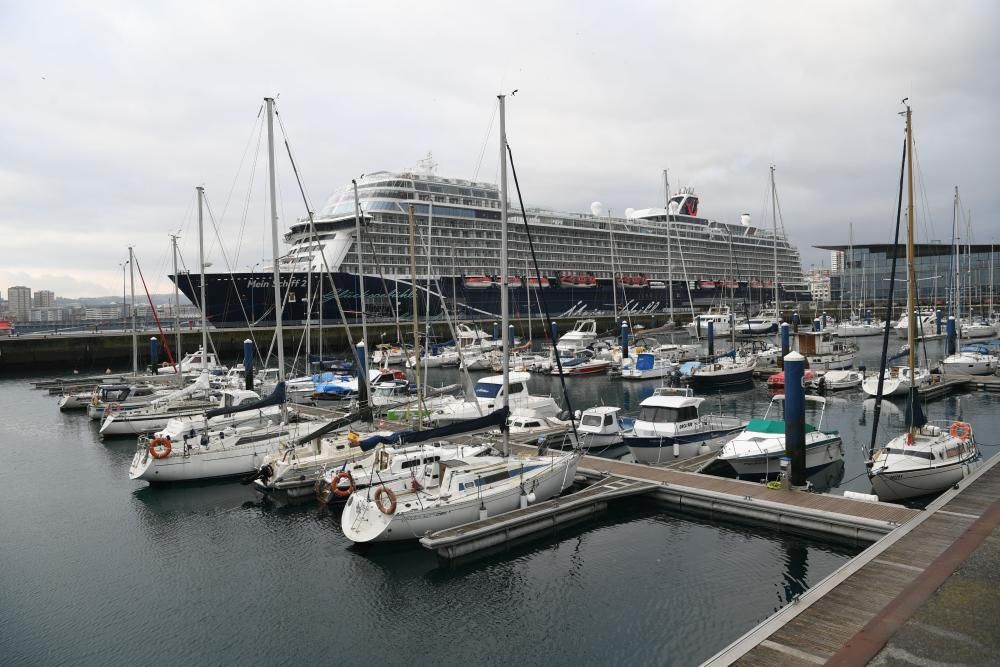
[341,93,579,543]
[868,104,980,502]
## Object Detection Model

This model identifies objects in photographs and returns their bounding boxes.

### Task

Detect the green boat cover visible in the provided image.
[745,419,817,434]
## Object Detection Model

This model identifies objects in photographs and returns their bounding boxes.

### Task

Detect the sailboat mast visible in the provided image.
[608,210,618,322]
[953,187,961,345]
[848,222,854,317]
[265,97,285,382]
[197,186,208,374]
[353,179,368,378]
[499,93,510,457]
[771,165,779,311]
[129,245,137,375]
[170,234,182,383]
[904,106,917,397]
[664,169,673,319]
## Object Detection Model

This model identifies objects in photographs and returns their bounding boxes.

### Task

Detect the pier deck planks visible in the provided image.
[710,454,1000,666]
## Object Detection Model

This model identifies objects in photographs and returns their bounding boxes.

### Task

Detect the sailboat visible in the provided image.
[867,103,980,502]
[340,93,580,543]
[128,99,339,482]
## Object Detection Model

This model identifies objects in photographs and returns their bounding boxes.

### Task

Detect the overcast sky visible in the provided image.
[2,1,997,298]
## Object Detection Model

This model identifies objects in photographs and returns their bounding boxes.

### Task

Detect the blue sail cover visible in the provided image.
[636,353,655,371]
[904,386,927,430]
[358,407,510,452]
[204,382,286,420]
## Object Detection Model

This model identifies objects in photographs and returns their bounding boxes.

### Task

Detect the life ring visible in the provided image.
[949,421,972,441]
[347,431,361,446]
[374,486,397,515]
[330,470,355,498]
[148,436,172,459]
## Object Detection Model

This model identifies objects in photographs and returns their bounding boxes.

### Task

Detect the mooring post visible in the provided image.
[621,322,629,360]
[946,316,956,356]
[492,321,499,342]
[784,351,806,486]
[865,309,872,325]
[243,339,254,391]
[149,337,158,369]
[812,317,821,332]
[792,311,800,333]
[780,322,790,358]
[822,312,827,330]
[355,341,367,409]
[936,309,942,336]
[508,324,515,349]
[707,320,715,356]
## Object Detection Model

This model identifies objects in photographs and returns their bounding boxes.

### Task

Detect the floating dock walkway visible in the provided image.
[419,444,918,559]
[704,453,1000,666]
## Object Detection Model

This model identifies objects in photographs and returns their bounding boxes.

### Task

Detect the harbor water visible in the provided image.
[2,334,998,665]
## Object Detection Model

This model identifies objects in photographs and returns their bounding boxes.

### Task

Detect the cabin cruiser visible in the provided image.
[156,346,227,376]
[556,319,598,352]
[69,383,168,416]
[894,311,936,338]
[717,395,843,478]
[550,348,612,376]
[620,352,676,380]
[683,352,757,388]
[428,371,561,425]
[625,387,745,464]
[795,330,858,371]
[572,406,631,451]
[741,307,780,335]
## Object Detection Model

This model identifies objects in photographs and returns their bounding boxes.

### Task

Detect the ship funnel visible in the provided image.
[590,201,604,217]
[740,213,751,226]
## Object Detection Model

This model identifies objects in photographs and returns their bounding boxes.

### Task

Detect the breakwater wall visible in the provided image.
[0,316,673,372]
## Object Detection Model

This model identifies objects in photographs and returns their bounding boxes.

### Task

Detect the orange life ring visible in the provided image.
[949,421,972,441]
[374,486,397,515]
[330,470,355,498]
[148,436,172,459]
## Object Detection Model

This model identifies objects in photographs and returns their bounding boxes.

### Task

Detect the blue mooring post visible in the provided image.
[812,318,821,332]
[946,316,956,356]
[355,342,367,407]
[822,312,828,329]
[865,309,872,325]
[783,351,806,487]
[780,322,790,357]
[621,322,629,359]
[707,321,715,356]
[149,337,158,368]
[492,321,499,342]
[792,311,800,333]
[243,339,254,391]
[508,324,515,349]
[550,321,559,362]
[936,309,942,335]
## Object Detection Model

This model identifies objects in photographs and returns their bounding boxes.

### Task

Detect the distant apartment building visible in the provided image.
[33,290,55,308]
[808,268,832,302]
[7,286,31,321]
[84,305,122,321]
[30,307,65,323]
[830,250,844,273]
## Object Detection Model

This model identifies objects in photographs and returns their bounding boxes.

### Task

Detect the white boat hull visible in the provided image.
[869,457,977,502]
[722,435,844,478]
[129,440,279,482]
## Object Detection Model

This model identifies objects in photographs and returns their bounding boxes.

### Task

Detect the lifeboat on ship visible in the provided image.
[559,274,597,288]
[527,276,550,288]
[618,274,649,288]
[507,275,523,289]
[463,275,493,289]
[699,280,717,289]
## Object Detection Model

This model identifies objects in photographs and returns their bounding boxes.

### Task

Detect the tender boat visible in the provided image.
[717,395,843,478]
[625,387,745,464]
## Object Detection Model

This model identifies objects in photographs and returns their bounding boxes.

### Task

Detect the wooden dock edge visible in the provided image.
[700,453,1000,667]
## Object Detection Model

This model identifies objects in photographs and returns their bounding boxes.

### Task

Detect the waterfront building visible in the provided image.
[84,305,123,321]
[830,250,844,273]
[808,268,832,302]
[7,286,31,321]
[33,290,55,308]
[818,243,999,311]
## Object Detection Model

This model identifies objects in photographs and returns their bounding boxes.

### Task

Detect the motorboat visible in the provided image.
[795,330,858,370]
[685,306,738,337]
[156,346,227,376]
[371,343,408,366]
[625,387,745,464]
[717,395,843,478]
[868,419,979,501]
[340,449,580,542]
[940,347,997,376]
[572,406,630,451]
[70,383,169,416]
[505,414,573,443]
[861,366,930,397]
[311,368,406,401]
[428,371,561,425]
[683,353,756,388]
[556,319,598,352]
[813,369,863,391]
[741,308,780,335]
[620,352,676,380]
[550,348,612,376]
[894,311,936,338]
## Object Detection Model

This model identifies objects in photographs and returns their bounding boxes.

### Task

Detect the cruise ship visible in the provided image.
[173,162,809,326]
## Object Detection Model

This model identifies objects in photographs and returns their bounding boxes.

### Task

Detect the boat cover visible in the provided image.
[357,407,510,452]
[204,382,285,419]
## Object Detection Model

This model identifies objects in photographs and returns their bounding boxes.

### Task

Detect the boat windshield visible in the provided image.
[474,382,502,399]
[638,406,698,423]
[581,414,603,427]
